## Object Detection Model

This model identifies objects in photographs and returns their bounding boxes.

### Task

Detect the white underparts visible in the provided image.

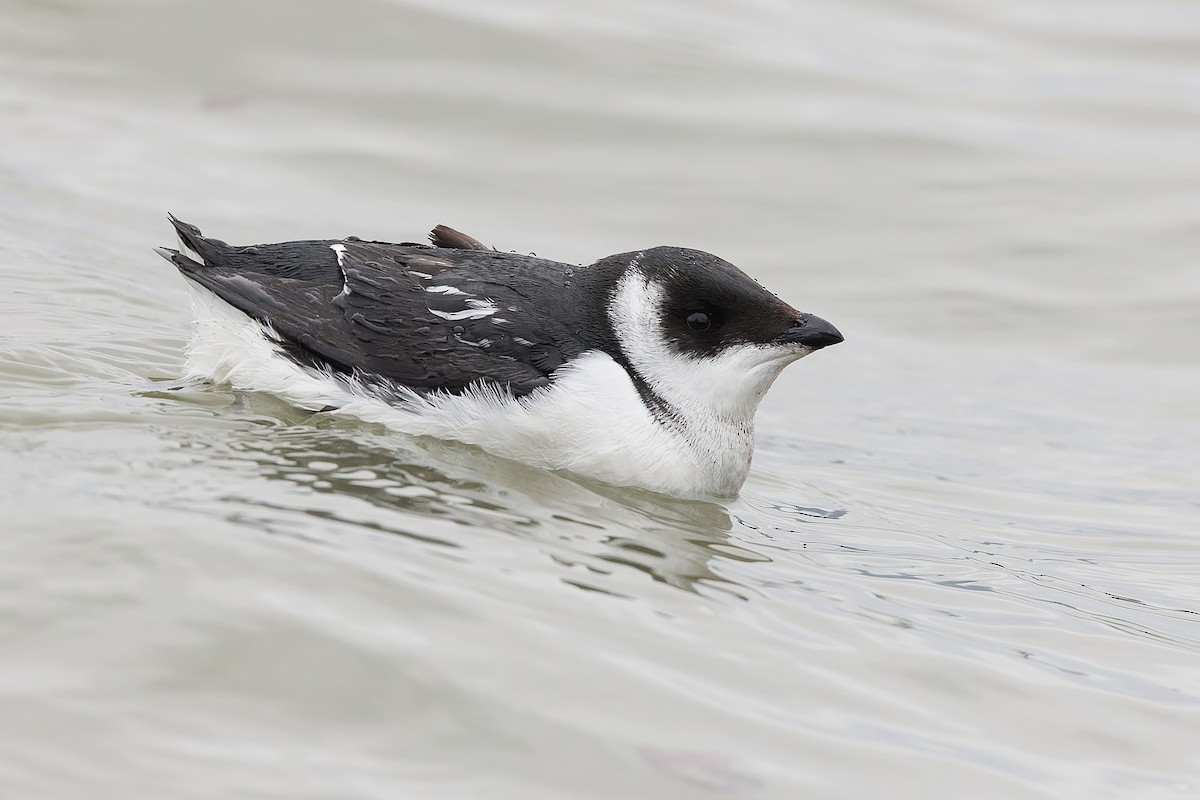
[183,282,358,410]
[181,282,713,496]
[181,274,805,498]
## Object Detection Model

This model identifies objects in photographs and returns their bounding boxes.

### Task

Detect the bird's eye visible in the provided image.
[686,311,711,331]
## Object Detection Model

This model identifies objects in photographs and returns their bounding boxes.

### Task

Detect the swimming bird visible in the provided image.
[155,215,842,499]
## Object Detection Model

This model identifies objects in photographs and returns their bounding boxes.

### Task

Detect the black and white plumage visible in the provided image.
[155,215,843,498]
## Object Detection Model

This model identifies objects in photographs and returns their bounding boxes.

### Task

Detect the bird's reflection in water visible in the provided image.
[177,390,760,597]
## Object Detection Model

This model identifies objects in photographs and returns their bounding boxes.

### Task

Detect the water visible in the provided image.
[2,1,1199,797]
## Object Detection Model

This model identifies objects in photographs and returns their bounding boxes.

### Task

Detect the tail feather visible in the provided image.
[153,244,206,274]
[155,214,212,277]
[166,213,230,266]
[153,245,181,263]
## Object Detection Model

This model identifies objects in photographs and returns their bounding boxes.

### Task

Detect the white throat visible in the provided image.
[607,266,800,423]
[605,265,805,494]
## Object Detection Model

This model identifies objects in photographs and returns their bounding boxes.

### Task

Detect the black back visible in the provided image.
[161,217,616,397]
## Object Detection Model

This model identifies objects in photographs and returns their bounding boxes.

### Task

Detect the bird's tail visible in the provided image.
[154,213,224,273]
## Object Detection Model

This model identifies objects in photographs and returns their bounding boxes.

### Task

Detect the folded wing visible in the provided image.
[158,219,591,398]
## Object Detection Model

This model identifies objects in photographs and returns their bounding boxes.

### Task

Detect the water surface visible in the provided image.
[1,1,1198,797]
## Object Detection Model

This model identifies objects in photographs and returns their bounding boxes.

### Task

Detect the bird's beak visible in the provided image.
[774,314,844,349]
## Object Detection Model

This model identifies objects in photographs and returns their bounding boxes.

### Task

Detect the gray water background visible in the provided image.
[1,1,1198,797]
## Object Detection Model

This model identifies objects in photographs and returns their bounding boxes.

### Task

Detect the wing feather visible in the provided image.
[161,223,592,398]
